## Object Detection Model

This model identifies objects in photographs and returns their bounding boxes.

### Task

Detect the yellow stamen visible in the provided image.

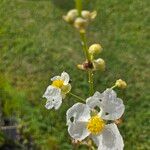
[87,115,105,135]
[52,80,64,88]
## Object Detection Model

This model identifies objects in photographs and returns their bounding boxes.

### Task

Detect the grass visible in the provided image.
[0,0,149,149]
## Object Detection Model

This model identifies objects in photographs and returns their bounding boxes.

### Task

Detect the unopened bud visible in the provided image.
[115,79,127,89]
[89,44,102,55]
[63,9,78,23]
[81,10,91,20]
[81,10,97,20]
[90,11,97,20]
[77,64,85,70]
[93,58,105,71]
[74,17,88,30]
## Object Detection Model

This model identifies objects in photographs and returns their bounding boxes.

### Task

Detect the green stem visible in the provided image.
[80,31,91,61]
[75,0,82,16]
[88,70,94,95]
[111,85,117,89]
[69,92,85,102]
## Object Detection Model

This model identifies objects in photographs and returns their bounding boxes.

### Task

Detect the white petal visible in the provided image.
[100,89,125,120]
[43,85,61,99]
[68,121,90,141]
[51,75,61,81]
[86,91,103,111]
[66,103,90,125]
[103,88,117,101]
[61,71,70,85]
[53,96,62,110]
[45,96,62,110]
[45,99,54,110]
[93,123,124,150]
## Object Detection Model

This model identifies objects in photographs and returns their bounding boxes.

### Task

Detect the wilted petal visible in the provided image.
[43,85,61,99]
[66,103,90,125]
[61,71,70,85]
[93,123,124,150]
[68,121,90,141]
[61,84,71,94]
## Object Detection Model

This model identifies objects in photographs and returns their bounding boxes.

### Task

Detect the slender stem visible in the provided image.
[111,85,117,89]
[80,31,94,96]
[69,92,85,102]
[80,31,91,61]
[75,0,82,16]
[88,70,94,95]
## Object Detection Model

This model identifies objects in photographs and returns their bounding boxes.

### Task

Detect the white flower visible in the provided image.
[66,89,125,149]
[43,72,71,110]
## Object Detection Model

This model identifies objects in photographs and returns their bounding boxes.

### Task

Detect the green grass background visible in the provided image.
[0,0,149,149]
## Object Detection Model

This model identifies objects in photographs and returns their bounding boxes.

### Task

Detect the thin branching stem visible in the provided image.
[111,85,117,89]
[69,92,85,102]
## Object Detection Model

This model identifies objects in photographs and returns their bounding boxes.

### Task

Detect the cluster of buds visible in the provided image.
[77,43,105,71]
[63,9,97,32]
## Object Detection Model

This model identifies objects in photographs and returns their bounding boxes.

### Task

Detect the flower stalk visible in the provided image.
[88,70,94,95]
[75,0,82,16]
[42,0,127,149]
[80,31,90,61]
[75,0,94,95]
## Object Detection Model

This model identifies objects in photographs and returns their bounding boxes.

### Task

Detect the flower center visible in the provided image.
[52,80,64,88]
[87,115,105,135]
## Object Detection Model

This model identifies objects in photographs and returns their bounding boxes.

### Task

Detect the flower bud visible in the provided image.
[74,17,88,30]
[81,10,91,20]
[115,79,127,89]
[81,10,97,20]
[89,44,102,55]
[93,58,105,71]
[90,11,97,20]
[77,64,85,70]
[63,9,78,23]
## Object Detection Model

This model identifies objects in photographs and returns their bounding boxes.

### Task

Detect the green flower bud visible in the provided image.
[93,58,105,71]
[89,44,102,55]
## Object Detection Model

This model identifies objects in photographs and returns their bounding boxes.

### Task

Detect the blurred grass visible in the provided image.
[0,0,149,149]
